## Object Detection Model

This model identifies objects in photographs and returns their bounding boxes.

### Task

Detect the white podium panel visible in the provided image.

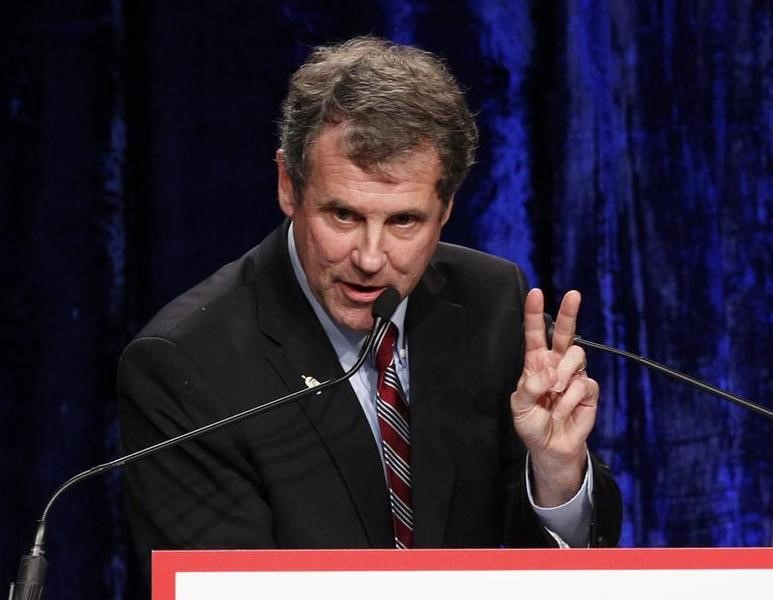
[153,548,773,600]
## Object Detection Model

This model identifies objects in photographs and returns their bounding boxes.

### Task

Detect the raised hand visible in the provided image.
[511,288,598,507]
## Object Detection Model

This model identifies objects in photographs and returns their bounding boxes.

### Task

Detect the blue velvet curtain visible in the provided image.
[2,1,770,598]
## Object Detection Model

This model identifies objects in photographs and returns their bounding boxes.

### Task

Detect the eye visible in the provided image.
[390,213,419,227]
[332,207,355,223]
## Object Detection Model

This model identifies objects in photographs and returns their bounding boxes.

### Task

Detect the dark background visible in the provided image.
[1,1,771,598]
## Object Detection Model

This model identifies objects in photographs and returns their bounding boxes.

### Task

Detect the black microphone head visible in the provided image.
[372,287,401,321]
[543,313,555,350]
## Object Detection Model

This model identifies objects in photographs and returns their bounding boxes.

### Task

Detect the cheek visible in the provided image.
[308,222,352,267]
[390,235,439,277]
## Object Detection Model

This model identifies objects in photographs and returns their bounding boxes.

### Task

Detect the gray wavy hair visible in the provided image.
[279,36,478,205]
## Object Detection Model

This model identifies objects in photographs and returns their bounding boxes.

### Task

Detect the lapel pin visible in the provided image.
[301,375,323,395]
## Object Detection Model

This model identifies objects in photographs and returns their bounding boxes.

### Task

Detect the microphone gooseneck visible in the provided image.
[542,313,773,420]
[9,287,402,600]
[372,286,401,321]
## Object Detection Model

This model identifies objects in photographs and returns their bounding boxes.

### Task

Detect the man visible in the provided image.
[118,36,621,576]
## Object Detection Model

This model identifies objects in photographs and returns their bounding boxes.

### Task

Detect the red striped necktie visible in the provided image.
[373,322,413,548]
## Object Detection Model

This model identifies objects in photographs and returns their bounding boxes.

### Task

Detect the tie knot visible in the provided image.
[374,322,398,372]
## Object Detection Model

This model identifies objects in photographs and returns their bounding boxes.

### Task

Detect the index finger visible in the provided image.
[523,288,548,352]
[552,290,581,354]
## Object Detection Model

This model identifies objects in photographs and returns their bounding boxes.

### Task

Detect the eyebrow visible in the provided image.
[318,197,432,221]
[319,198,361,213]
[319,197,350,208]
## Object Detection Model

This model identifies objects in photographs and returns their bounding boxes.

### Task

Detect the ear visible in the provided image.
[276,149,296,218]
[440,196,454,226]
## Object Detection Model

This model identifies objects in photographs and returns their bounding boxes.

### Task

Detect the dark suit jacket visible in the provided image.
[118,224,621,574]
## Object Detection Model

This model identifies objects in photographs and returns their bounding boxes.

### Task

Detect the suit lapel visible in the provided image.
[253,226,393,546]
[406,263,467,547]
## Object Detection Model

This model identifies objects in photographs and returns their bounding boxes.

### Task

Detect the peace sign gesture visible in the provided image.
[511,288,598,507]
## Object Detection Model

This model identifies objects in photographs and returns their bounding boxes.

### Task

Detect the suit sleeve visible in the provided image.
[117,336,276,580]
[503,449,622,547]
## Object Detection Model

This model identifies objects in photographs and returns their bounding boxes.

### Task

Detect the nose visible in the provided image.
[351,224,386,275]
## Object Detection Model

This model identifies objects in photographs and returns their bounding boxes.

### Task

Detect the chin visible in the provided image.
[334,311,374,333]
[345,318,374,333]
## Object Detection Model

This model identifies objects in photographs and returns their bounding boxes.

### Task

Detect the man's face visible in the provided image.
[277,125,452,332]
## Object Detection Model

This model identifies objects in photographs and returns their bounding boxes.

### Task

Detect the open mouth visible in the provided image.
[340,282,386,303]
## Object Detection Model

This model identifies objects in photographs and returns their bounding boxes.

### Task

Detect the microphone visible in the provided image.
[9,287,402,600]
[371,286,401,330]
[543,313,773,420]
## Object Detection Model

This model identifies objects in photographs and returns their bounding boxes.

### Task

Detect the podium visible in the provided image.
[153,547,773,600]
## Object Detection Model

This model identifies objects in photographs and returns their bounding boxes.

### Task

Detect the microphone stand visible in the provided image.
[9,289,400,600]
[574,335,773,420]
[542,313,772,420]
